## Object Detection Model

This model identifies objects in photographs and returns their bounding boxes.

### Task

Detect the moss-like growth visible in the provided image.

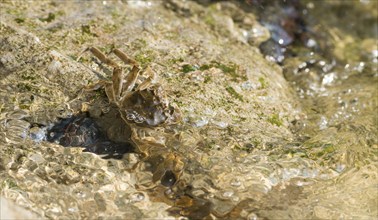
[304,142,337,161]
[133,38,148,49]
[81,24,101,37]
[204,14,216,27]
[182,64,197,73]
[1,179,18,190]
[14,17,25,23]
[234,138,262,153]
[226,86,244,102]
[77,25,96,44]
[103,23,118,34]
[39,12,55,22]
[267,113,283,126]
[181,61,245,81]
[168,57,184,64]
[81,24,92,35]
[134,49,156,67]
[19,104,30,110]
[315,144,335,157]
[20,70,38,81]
[204,75,211,83]
[17,83,33,92]
[200,61,246,81]
[258,76,268,89]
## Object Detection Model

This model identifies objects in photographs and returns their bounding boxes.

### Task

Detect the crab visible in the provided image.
[81,47,180,127]
[80,47,184,186]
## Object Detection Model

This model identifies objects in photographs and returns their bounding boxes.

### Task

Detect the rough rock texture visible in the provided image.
[1,1,376,219]
[0,1,300,218]
[1,196,40,219]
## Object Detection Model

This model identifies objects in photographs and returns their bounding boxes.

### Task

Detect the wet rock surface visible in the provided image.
[46,113,134,159]
[0,0,377,219]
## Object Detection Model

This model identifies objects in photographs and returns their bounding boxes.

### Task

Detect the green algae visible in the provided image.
[168,57,184,65]
[20,69,39,81]
[233,138,261,153]
[200,61,246,81]
[132,38,148,49]
[258,76,268,89]
[81,24,93,35]
[2,1,376,219]
[204,75,211,83]
[39,12,56,22]
[103,23,119,34]
[267,113,283,127]
[225,86,244,102]
[179,61,247,82]
[14,17,25,23]
[134,49,156,67]
[1,179,19,190]
[16,83,34,93]
[182,64,197,73]
[316,144,336,157]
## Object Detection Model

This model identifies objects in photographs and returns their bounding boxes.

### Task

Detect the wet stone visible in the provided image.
[0,0,376,219]
[29,127,46,142]
[46,114,134,159]
[94,192,107,212]
[211,199,236,217]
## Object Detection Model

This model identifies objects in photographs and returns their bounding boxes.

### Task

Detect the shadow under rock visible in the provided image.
[47,112,135,159]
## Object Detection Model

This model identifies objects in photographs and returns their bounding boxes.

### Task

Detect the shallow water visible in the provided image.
[0,0,377,219]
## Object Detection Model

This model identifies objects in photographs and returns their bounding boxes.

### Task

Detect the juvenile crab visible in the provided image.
[80,47,184,186]
[81,47,180,127]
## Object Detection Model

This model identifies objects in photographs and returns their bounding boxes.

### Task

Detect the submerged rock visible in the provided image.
[0,0,376,219]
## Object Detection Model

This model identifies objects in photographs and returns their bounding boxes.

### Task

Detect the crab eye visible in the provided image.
[134,115,145,123]
[126,111,136,121]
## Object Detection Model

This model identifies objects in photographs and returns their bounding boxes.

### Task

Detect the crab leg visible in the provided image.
[81,47,124,101]
[112,67,123,99]
[104,82,116,103]
[113,48,139,67]
[123,65,140,92]
[86,47,119,68]
[112,49,140,99]
[118,66,140,104]
[136,66,157,91]
[84,80,116,103]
